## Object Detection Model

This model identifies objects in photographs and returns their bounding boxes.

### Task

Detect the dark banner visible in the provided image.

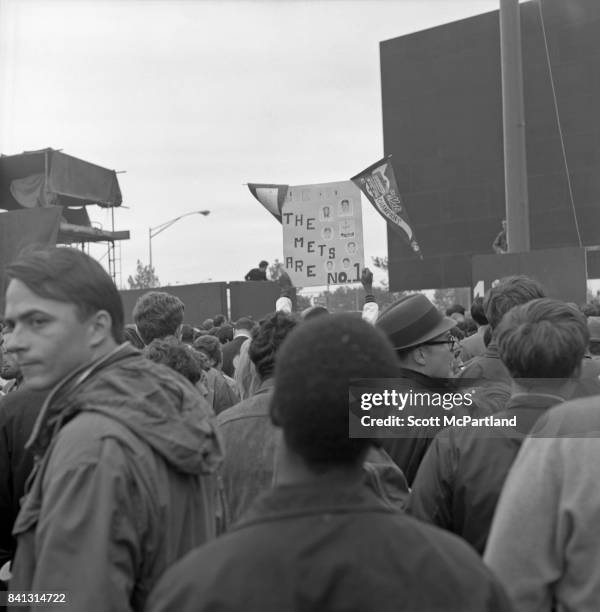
[351,156,422,258]
[247,183,289,223]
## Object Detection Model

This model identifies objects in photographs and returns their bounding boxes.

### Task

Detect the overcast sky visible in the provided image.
[0,0,499,288]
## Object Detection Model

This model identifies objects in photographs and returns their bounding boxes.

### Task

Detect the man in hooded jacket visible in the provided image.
[3,247,222,612]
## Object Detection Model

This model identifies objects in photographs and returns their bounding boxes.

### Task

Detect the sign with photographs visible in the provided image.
[282,181,365,287]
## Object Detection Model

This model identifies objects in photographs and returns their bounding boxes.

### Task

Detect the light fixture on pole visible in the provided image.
[148,210,210,271]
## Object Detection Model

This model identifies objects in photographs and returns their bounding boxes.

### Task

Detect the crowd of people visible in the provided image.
[1,246,600,610]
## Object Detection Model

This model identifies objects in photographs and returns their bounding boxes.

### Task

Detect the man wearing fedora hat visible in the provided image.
[375,294,469,484]
[377,294,459,377]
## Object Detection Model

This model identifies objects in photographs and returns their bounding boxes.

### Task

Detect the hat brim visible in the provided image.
[393,316,457,351]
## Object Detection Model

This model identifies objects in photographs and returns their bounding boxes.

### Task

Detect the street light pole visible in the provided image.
[148,210,210,272]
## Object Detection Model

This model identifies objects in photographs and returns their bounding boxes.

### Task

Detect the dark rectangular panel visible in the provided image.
[120,282,227,326]
[472,247,587,303]
[382,0,600,290]
[229,281,282,322]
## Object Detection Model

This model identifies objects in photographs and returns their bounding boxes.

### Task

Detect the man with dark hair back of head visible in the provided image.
[221,316,255,377]
[216,323,234,344]
[497,299,588,382]
[147,314,513,612]
[3,247,221,611]
[212,314,226,327]
[459,275,546,412]
[132,291,184,345]
[485,304,600,608]
[192,335,240,415]
[180,323,195,345]
[216,311,297,527]
[201,317,214,330]
[483,275,546,331]
[459,297,489,363]
[446,303,466,323]
[144,337,202,384]
[244,260,269,281]
[470,296,489,327]
[193,335,223,368]
[409,298,588,555]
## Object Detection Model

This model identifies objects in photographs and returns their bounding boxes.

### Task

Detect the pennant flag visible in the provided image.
[247,183,289,223]
[351,156,422,258]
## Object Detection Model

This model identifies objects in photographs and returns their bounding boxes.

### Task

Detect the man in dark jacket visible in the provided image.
[3,247,222,612]
[147,315,513,612]
[132,290,185,345]
[217,311,297,528]
[0,389,47,569]
[221,317,254,377]
[375,293,479,484]
[192,335,239,414]
[244,260,269,281]
[459,275,546,412]
[0,388,47,610]
[408,298,589,554]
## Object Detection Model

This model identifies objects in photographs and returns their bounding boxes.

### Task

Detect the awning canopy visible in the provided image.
[0,148,123,210]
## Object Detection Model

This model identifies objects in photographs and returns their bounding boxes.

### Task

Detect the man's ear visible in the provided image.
[412,346,427,367]
[88,310,114,347]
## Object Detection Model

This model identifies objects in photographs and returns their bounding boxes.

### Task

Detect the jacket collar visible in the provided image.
[397,368,452,390]
[506,391,567,410]
[234,480,394,531]
[26,343,140,457]
[255,377,275,395]
[482,340,501,359]
[498,392,565,435]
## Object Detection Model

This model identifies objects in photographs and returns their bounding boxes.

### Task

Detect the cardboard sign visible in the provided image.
[282,181,365,287]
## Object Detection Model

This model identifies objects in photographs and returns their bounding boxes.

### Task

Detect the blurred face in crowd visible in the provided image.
[0,330,20,379]
[449,312,465,324]
[3,280,99,389]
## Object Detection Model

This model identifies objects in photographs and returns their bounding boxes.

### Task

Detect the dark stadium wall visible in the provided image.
[120,281,281,325]
[381,0,600,291]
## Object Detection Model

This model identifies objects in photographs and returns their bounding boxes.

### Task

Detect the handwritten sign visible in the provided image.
[282,181,365,287]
